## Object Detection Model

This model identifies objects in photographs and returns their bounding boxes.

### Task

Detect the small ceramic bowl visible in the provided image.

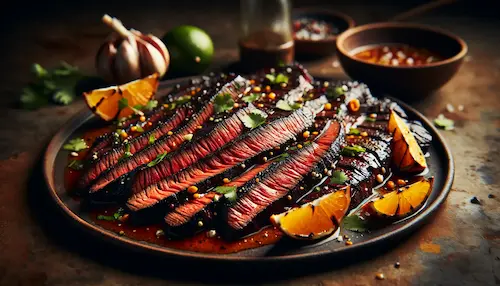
[293,8,355,57]
[336,22,467,97]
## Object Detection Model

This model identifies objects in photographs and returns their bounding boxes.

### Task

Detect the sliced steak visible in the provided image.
[126,106,316,214]
[87,77,249,194]
[163,161,273,237]
[78,106,191,190]
[131,105,257,194]
[221,120,343,237]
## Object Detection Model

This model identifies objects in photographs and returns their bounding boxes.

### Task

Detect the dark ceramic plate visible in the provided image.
[43,78,454,263]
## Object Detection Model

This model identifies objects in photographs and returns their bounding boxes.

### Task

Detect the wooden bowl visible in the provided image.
[293,8,355,57]
[336,22,467,98]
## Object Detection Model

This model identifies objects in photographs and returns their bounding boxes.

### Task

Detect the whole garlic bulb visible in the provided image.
[96,14,170,84]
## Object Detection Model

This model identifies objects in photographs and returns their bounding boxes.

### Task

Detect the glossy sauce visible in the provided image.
[352,44,442,66]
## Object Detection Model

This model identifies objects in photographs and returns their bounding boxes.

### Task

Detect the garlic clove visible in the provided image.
[114,35,141,84]
[142,33,170,66]
[96,41,117,83]
[137,40,168,77]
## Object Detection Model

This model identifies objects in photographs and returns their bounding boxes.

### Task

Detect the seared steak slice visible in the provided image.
[164,161,273,237]
[126,106,316,213]
[87,77,249,194]
[78,106,191,190]
[221,120,343,237]
[131,105,257,194]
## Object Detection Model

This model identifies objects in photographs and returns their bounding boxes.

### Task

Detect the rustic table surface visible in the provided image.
[0,1,499,285]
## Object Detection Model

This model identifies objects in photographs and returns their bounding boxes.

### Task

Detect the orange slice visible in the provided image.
[270,186,351,240]
[84,73,159,121]
[371,177,433,217]
[388,110,427,173]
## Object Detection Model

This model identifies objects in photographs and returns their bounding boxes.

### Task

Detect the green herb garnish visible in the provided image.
[118,98,129,110]
[326,86,345,99]
[214,186,238,202]
[241,109,268,129]
[135,125,144,133]
[242,93,261,103]
[330,171,348,185]
[365,117,376,122]
[148,134,156,145]
[214,93,235,113]
[97,208,125,221]
[276,100,302,111]
[147,152,168,167]
[175,95,192,106]
[341,145,366,156]
[67,160,84,170]
[275,73,289,84]
[342,215,368,233]
[348,128,360,135]
[274,152,290,162]
[20,62,83,109]
[63,138,88,152]
[121,143,132,160]
[265,73,289,85]
[134,100,159,112]
[434,114,454,130]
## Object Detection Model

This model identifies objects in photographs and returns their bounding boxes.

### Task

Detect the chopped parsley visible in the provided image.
[147,152,168,167]
[434,114,454,130]
[67,159,84,170]
[242,93,261,103]
[241,109,268,129]
[214,186,237,202]
[97,208,125,221]
[121,143,132,160]
[342,215,368,233]
[148,134,156,145]
[330,171,348,185]
[214,93,235,113]
[341,145,366,156]
[265,73,289,85]
[63,138,88,152]
[326,86,344,99]
[276,100,302,111]
[348,128,360,135]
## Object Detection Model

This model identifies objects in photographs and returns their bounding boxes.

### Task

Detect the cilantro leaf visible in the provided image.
[348,128,360,135]
[330,171,348,185]
[67,160,84,170]
[118,98,129,110]
[148,134,156,145]
[144,100,158,111]
[214,93,235,113]
[241,109,268,129]
[265,74,276,83]
[434,114,454,130]
[113,208,125,220]
[214,186,237,202]
[275,73,289,84]
[52,89,74,105]
[121,143,133,160]
[31,63,48,78]
[276,100,302,111]
[97,215,116,221]
[342,215,368,233]
[63,138,88,152]
[341,145,366,156]
[20,85,49,110]
[147,152,168,167]
[327,86,345,99]
[242,93,261,103]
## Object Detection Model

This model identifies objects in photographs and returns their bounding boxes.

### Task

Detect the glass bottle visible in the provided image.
[239,0,294,72]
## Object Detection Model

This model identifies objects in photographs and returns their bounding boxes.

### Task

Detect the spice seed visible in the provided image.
[376,174,384,183]
[70,152,79,157]
[375,273,385,280]
[394,262,401,268]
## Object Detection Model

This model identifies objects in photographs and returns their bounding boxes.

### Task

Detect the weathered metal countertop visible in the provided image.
[0,1,498,285]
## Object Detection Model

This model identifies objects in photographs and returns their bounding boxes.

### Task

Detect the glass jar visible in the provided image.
[239,0,294,72]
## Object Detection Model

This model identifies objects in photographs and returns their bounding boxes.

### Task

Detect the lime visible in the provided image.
[161,25,214,76]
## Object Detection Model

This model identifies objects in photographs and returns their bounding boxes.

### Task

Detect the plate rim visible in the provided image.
[43,80,454,263]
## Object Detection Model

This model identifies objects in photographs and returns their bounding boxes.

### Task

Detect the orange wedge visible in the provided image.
[270,186,351,240]
[388,110,427,173]
[84,73,159,121]
[370,177,433,217]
